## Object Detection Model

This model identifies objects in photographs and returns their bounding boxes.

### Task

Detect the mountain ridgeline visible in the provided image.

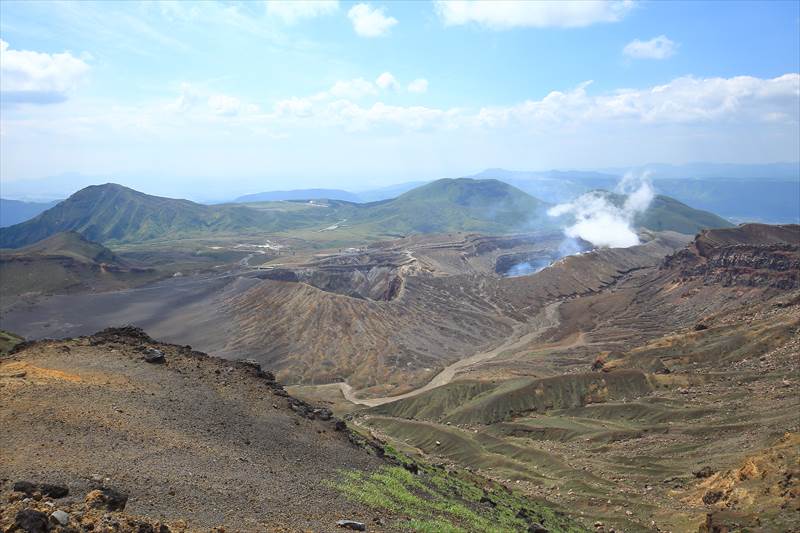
[0,179,731,248]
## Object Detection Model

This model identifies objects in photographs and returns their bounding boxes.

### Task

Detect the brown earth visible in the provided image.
[0,327,392,531]
[342,224,800,532]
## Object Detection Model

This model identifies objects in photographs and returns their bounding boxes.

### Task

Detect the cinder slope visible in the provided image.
[0,327,385,531]
[0,327,588,533]
[0,231,159,302]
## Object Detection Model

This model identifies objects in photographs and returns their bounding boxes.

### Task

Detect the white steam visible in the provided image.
[547,173,655,249]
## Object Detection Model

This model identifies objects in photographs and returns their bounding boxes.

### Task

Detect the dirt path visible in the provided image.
[340,301,561,407]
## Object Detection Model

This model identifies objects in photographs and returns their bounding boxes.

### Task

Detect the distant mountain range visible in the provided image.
[0,179,732,249]
[235,188,361,203]
[232,181,430,203]
[472,169,800,222]
[0,198,61,227]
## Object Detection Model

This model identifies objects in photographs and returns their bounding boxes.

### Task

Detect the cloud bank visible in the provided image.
[0,39,90,105]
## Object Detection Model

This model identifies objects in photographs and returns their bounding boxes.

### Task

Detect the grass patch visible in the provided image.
[329,446,587,532]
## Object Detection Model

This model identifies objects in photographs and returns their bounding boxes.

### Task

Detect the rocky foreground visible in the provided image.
[0,327,585,533]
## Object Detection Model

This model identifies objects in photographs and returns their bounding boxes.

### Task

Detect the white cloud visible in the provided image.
[325,100,458,132]
[165,82,201,112]
[475,74,800,127]
[408,78,429,94]
[274,96,315,117]
[208,94,245,116]
[623,35,677,60]
[376,72,399,90]
[329,78,377,99]
[348,3,398,37]
[266,0,339,24]
[0,39,90,104]
[165,83,259,117]
[434,0,633,29]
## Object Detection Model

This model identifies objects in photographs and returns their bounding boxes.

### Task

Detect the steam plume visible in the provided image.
[548,172,655,249]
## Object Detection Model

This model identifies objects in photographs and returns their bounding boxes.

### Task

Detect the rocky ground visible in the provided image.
[0,327,391,531]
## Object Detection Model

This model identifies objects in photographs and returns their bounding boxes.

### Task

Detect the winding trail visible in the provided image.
[339,301,561,407]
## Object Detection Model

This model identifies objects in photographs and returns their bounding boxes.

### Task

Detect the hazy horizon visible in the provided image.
[2,1,799,200]
[1,161,799,203]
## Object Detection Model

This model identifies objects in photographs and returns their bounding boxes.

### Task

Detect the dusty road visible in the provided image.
[340,301,561,407]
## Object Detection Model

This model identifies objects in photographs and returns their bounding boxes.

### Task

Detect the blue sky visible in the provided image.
[1,0,799,200]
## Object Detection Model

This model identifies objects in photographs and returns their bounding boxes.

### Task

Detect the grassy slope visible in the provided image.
[15,231,119,263]
[0,231,161,301]
[0,184,337,248]
[331,444,587,533]
[347,178,552,235]
[635,195,734,234]
[0,330,23,354]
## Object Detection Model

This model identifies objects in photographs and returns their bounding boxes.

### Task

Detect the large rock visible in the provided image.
[14,509,49,533]
[85,487,128,511]
[336,519,366,531]
[49,510,69,526]
[143,348,165,364]
[12,481,68,498]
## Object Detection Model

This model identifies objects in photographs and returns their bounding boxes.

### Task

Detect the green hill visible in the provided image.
[635,195,734,234]
[0,184,335,248]
[0,231,162,301]
[344,178,552,235]
[0,180,734,248]
[17,230,120,264]
[596,191,733,234]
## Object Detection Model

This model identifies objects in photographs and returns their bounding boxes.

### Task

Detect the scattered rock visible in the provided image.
[479,494,497,507]
[402,462,419,475]
[86,487,128,511]
[14,509,49,532]
[702,490,724,504]
[12,481,68,498]
[527,524,549,533]
[694,323,709,331]
[143,348,165,364]
[694,466,715,479]
[12,481,38,495]
[50,510,70,526]
[314,408,333,421]
[336,519,367,531]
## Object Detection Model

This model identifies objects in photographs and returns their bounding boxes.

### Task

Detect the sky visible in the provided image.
[1,0,799,200]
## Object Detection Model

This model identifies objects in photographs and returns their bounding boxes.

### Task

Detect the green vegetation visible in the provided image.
[371,371,654,425]
[600,192,733,234]
[15,231,119,263]
[0,330,24,354]
[330,447,587,533]
[0,179,734,249]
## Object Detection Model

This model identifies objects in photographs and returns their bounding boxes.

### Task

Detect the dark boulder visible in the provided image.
[479,494,497,507]
[702,490,724,504]
[40,483,69,498]
[143,348,165,364]
[14,509,49,533]
[694,466,715,478]
[12,481,68,498]
[336,519,366,531]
